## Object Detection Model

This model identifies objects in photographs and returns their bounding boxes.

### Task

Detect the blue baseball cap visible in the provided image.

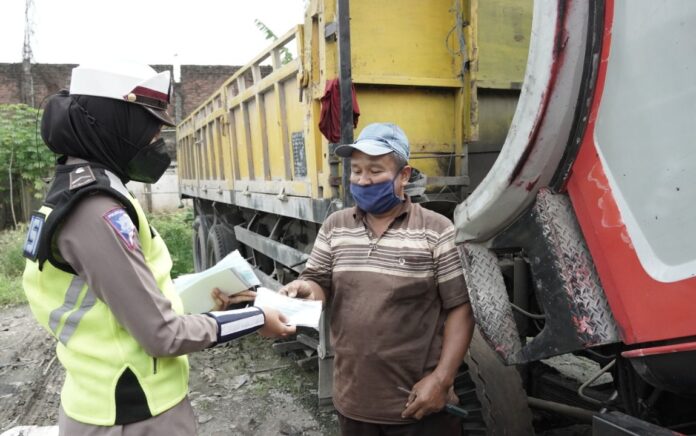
[335,122,410,161]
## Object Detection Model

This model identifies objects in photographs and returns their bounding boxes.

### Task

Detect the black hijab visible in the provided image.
[40,91,162,181]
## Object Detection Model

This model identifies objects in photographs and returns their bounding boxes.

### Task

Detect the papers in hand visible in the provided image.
[254,287,322,330]
[174,250,260,314]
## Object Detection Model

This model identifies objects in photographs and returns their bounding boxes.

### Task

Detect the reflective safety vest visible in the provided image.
[22,163,189,426]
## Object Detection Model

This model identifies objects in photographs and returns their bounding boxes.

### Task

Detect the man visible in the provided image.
[23,62,294,435]
[280,123,475,435]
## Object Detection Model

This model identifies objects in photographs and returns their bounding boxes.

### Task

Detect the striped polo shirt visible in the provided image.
[300,199,469,424]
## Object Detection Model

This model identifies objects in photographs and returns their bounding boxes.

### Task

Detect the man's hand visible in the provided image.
[401,373,451,420]
[278,280,319,300]
[258,307,296,338]
[401,304,474,419]
[211,288,256,311]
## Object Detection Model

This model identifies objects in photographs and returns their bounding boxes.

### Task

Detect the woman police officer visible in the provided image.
[22,62,294,435]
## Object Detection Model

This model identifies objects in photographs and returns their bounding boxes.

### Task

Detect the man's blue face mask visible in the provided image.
[350,171,404,215]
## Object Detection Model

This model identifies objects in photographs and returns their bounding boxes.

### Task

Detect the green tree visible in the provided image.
[254,19,294,64]
[0,104,54,227]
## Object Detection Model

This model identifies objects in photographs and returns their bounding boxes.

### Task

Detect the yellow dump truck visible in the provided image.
[177,0,532,432]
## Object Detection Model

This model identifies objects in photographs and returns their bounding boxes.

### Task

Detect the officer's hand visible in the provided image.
[401,373,450,420]
[258,307,296,338]
[278,280,316,300]
[211,288,256,311]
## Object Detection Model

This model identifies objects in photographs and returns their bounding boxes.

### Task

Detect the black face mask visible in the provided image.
[126,138,171,183]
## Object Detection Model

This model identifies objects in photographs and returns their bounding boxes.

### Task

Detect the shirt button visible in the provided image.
[399,258,405,265]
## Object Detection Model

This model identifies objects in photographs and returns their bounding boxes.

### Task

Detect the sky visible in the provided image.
[0,0,306,66]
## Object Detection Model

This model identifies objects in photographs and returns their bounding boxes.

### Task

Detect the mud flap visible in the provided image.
[463,188,621,365]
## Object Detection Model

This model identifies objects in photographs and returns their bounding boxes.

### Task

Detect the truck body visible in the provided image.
[177,0,530,223]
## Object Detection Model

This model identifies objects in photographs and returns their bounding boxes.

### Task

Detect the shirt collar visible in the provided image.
[352,196,412,222]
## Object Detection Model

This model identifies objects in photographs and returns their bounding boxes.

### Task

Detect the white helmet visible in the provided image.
[69,61,175,126]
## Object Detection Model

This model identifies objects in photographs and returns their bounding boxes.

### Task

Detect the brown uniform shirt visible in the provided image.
[300,200,469,424]
[57,194,218,356]
[55,178,218,434]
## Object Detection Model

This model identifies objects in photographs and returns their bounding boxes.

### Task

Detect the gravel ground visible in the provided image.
[0,305,339,435]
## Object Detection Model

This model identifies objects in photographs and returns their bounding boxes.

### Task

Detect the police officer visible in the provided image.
[22,62,295,435]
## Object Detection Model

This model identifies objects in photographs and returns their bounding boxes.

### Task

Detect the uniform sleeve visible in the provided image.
[433,224,470,310]
[298,223,333,299]
[57,194,219,357]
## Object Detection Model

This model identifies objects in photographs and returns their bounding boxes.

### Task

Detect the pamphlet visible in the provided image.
[174,250,260,314]
[253,287,322,330]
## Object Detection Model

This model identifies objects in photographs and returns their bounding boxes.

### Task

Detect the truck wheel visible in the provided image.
[192,216,207,272]
[460,243,522,363]
[206,224,238,266]
[456,328,534,435]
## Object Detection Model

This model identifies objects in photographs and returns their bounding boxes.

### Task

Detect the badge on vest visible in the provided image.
[103,208,137,250]
[23,212,46,261]
[69,166,96,190]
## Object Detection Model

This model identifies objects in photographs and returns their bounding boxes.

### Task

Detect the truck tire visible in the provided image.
[206,224,238,266]
[460,243,522,363]
[456,329,535,436]
[192,216,207,272]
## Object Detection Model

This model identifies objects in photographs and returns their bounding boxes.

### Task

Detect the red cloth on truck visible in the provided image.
[319,78,360,143]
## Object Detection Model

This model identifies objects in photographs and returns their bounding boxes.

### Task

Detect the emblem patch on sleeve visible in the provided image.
[103,208,137,250]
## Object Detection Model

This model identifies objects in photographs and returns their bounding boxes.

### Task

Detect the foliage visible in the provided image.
[254,19,294,64]
[0,225,28,306]
[148,208,195,278]
[0,208,196,307]
[0,104,54,198]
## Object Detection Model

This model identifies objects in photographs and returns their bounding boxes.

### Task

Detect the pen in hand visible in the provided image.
[396,385,469,419]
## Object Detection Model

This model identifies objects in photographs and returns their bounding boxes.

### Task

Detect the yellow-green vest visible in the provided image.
[22,165,189,426]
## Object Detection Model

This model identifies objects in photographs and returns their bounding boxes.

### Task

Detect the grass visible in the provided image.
[0,224,28,306]
[0,208,195,307]
[147,208,195,278]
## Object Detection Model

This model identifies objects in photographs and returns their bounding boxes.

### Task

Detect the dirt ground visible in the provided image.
[0,304,604,436]
[0,305,339,435]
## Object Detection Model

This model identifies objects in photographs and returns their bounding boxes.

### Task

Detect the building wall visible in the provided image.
[178,65,241,117]
[0,62,241,122]
[0,64,23,103]
[128,166,185,213]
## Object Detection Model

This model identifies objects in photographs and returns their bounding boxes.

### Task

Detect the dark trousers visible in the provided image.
[338,412,462,436]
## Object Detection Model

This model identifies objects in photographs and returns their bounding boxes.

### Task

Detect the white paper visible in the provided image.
[253,287,322,330]
[174,250,260,314]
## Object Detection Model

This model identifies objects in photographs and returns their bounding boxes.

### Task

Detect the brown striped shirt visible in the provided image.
[300,199,469,424]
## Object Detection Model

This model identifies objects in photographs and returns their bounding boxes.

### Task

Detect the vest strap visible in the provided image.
[37,164,140,275]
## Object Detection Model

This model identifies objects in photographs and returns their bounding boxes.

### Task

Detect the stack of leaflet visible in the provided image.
[174,250,260,314]
[253,287,323,330]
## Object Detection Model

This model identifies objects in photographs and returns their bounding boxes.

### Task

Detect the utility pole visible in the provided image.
[173,53,183,124]
[337,0,353,208]
[21,0,35,107]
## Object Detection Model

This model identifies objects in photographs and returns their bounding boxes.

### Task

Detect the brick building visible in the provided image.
[0,63,241,122]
